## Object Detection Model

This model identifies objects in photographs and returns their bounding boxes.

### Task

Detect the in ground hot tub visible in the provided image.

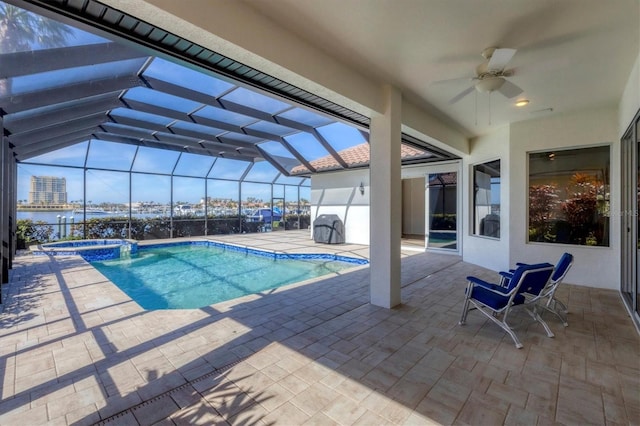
[31,239,138,261]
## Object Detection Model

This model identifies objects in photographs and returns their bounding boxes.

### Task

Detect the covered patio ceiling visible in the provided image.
[2,0,457,178]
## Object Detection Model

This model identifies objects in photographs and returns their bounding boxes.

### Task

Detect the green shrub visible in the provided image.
[16,219,54,249]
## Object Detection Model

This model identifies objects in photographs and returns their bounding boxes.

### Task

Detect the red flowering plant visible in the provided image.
[561,173,601,245]
[529,184,559,242]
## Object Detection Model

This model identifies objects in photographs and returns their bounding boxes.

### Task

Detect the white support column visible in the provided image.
[369,85,402,308]
[1,116,8,285]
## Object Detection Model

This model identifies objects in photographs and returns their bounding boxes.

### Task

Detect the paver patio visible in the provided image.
[0,230,638,425]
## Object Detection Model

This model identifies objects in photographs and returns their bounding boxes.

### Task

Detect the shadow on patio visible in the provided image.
[0,246,638,425]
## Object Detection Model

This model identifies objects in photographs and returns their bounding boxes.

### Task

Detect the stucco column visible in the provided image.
[1,116,8,285]
[369,85,402,308]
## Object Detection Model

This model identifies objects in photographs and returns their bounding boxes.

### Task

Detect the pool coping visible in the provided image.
[137,239,369,265]
[28,238,369,265]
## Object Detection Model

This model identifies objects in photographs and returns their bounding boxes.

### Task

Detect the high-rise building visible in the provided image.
[29,176,67,204]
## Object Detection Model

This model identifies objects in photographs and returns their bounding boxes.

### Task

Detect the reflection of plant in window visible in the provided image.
[529,184,559,241]
[528,146,609,246]
[561,173,603,245]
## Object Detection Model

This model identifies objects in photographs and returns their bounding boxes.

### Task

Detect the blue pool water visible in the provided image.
[91,242,366,309]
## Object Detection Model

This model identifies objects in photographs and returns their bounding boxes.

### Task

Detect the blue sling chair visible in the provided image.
[501,252,574,326]
[459,262,555,349]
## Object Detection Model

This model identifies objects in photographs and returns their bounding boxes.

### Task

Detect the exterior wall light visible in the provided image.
[359,182,365,195]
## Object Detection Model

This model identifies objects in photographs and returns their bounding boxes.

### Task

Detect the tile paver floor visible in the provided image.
[0,230,638,425]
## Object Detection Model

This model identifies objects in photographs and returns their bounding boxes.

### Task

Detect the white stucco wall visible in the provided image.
[311,169,370,245]
[619,56,639,136]
[312,163,468,246]
[462,126,511,272]
[509,107,620,289]
[402,178,425,235]
[618,6,640,136]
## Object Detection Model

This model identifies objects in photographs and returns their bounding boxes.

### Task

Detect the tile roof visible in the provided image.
[428,171,457,186]
[291,142,431,174]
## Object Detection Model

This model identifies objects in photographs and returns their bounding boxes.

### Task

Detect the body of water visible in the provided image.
[17,210,164,224]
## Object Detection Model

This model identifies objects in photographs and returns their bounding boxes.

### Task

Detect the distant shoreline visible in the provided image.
[17,206,74,212]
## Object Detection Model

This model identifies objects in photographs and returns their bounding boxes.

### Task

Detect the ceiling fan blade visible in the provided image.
[487,48,517,72]
[448,86,475,104]
[497,79,523,98]
[430,76,473,86]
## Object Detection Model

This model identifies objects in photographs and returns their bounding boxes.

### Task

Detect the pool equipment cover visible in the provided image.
[313,214,345,244]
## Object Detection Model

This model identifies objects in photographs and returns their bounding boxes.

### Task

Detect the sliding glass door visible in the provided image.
[425,162,461,253]
[621,111,640,326]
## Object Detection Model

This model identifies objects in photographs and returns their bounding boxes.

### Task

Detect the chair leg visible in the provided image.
[543,298,569,326]
[525,306,555,338]
[474,302,524,349]
[459,296,471,325]
[492,313,523,349]
[459,282,473,325]
[549,299,569,326]
[504,325,524,349]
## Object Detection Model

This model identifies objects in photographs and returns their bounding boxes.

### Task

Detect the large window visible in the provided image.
[473,159,501,238]
[528,145,610,246]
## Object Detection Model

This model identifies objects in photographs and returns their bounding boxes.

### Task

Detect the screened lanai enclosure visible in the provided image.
[0,0,455,279]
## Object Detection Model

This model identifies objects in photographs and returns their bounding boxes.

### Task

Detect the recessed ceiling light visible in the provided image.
[515,99,530,107]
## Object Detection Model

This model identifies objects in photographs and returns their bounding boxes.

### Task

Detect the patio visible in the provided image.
[0,230,638,425]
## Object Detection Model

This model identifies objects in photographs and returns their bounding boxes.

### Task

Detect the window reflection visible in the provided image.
[473,159,501,238]
[529,146,610,246]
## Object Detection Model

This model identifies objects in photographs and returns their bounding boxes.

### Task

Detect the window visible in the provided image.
[473,159,501,238]
[528,145,610,246]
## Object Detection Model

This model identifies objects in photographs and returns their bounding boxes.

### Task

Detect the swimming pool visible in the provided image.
[91,241,367,309]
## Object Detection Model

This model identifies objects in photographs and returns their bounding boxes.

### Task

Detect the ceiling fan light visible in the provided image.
[475,76,505,93]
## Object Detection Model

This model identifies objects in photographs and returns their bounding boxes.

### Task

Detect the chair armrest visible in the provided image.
[499,271,514,279]
[467,276,494,287]
[467,276,512,295]
[498,271,514,288]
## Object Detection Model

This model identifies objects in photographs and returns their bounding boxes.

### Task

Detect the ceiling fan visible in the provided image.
[449,47,524,104]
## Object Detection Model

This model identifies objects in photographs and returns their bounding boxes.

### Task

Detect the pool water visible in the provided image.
[91,244,361,309]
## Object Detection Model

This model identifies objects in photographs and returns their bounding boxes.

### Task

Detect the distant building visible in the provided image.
[29,176,67,204]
